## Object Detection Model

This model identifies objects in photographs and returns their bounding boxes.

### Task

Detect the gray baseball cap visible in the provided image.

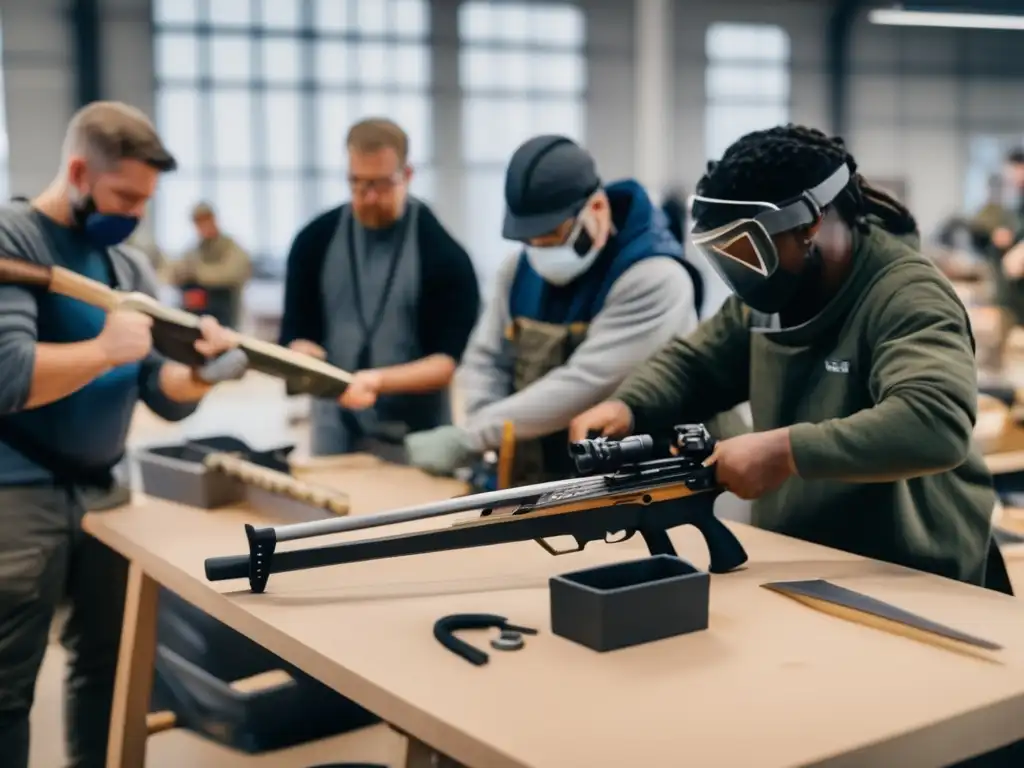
[502,135,601,242]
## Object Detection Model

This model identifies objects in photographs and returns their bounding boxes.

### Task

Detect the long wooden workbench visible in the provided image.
[85,455,1024,768]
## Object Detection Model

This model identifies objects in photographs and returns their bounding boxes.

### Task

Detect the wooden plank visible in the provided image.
[106,563,160,768]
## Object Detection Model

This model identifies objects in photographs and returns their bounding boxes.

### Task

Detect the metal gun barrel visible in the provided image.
[269,476,583,542]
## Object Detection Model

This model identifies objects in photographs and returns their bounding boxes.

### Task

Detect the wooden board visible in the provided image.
[85,462,1024,768]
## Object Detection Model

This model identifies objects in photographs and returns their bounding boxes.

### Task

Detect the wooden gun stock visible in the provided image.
[0,258,121,310]
[0,254,354,396]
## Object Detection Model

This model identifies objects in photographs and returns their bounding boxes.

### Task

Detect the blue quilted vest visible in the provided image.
[508,179,691,323]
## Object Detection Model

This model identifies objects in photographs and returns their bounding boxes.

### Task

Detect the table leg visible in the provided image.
[397,729,466,768]
[106,562,160,768]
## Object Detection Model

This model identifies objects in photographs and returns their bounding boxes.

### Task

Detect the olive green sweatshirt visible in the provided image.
[613,222,995,585]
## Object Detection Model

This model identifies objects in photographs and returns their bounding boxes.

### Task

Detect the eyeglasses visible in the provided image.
[347,172,405,196]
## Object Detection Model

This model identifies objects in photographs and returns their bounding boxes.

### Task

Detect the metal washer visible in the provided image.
[490,629,525,651]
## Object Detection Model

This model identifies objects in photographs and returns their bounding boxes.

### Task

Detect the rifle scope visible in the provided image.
[568,434,654,475]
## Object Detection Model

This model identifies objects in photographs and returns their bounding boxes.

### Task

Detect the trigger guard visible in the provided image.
[605,529,636,545]
[534,536,587,556]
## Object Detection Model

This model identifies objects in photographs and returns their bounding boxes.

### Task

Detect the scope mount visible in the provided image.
[675,424,715,461]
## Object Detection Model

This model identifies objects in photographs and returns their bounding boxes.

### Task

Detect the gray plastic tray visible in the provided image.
[136,442,244,509]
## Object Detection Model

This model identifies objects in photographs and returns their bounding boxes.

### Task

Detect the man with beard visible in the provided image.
[0,100,237,767]
[279,118,480,457]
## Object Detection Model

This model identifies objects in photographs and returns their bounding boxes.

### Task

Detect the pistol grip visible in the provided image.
[639,526,677,557]
[699,517,748,574]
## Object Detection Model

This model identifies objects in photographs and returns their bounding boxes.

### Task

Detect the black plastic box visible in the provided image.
[549,555,710,652]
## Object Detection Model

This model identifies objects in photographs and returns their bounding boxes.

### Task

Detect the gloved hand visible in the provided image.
[405,425,478,476]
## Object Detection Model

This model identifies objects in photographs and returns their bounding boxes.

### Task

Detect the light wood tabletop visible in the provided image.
[86,459,1024,768]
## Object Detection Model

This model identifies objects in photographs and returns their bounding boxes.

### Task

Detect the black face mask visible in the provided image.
[70,192,140,248]
[737,244,821,315]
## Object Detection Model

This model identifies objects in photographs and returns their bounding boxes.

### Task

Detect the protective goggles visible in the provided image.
[688,163,851,289]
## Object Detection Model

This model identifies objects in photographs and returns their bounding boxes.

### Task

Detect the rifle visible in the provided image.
[204,424,749,593]
[0,255,353,397]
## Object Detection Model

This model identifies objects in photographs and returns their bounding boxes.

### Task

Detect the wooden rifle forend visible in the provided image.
[203,452,350,517]
[0,254,354,394]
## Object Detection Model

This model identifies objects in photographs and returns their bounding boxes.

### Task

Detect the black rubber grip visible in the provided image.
[204,554,249,581]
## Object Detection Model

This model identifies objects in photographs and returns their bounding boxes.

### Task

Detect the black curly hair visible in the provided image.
[696,124,917,237]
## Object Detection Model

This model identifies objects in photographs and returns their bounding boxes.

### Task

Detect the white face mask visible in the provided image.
[525,208,605,286]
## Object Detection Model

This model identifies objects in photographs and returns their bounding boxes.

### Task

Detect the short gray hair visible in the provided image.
[62,101,177,173]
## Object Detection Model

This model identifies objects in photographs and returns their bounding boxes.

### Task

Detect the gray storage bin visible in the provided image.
[135,442,245,509]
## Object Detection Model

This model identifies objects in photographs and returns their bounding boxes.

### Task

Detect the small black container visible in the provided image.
[549,555,710,652]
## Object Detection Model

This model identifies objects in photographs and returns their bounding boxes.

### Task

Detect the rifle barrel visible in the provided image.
[270,475,591,543]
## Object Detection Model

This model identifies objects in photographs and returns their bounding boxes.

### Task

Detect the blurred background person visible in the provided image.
[167,202,252,329]
[661,186,687,245]
[970,157,1024,376]
[660,185,705,318]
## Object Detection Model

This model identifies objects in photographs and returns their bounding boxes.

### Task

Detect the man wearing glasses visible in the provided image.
[280,118,480,457]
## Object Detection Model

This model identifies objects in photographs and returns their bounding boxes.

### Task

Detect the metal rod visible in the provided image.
[270,475,603,543]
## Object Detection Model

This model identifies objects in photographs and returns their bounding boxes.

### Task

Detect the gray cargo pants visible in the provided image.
[0,484,128,768]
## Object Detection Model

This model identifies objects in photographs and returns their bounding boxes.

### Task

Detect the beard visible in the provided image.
[353,203,398,230]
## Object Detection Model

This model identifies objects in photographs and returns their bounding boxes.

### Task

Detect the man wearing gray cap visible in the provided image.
[405,135,741,484]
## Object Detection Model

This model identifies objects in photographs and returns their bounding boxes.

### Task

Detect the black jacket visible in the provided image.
[279,202,480,364]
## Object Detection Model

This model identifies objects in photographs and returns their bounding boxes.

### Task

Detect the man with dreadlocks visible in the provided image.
[570,124,1008,593]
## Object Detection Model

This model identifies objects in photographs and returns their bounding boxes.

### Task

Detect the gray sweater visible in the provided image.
[457,253,699,451]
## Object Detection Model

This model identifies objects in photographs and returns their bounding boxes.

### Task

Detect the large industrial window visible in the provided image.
[152,0,433,274]
[704,23,790,162]
[458,1,586,289]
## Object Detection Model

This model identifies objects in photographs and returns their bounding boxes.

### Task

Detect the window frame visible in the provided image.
[704,22,792,162]
[457,1,588,287]
[152,0,434,270]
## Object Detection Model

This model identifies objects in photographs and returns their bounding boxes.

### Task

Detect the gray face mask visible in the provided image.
[525,211,602,286]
